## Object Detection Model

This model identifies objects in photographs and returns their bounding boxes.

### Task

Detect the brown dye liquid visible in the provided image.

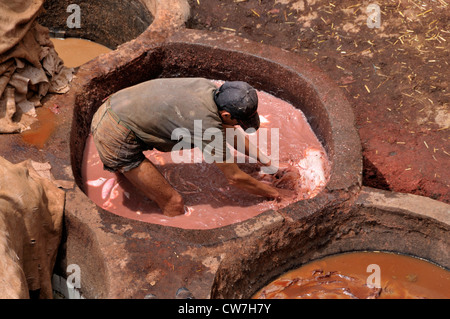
[21,106,56,148]
[50,38,111,68]
[82,82,330,229]
[253,251,450,299]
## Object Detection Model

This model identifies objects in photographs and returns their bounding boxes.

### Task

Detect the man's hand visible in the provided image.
[215,162,279,199]
[258,162,300,203]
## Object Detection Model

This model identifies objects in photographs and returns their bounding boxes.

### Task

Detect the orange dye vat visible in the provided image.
[253,251,450,299]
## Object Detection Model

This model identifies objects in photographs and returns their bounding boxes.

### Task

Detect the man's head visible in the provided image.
[214,81,260,131]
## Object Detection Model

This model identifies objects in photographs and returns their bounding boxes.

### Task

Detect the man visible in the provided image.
[91,77,280,217]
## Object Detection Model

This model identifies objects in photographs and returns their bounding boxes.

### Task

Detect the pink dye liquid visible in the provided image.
[81,82,330,229]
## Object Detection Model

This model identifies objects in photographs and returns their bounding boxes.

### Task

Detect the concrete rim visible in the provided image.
[211,186,450,298]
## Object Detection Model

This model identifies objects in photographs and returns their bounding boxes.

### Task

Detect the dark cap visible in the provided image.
[214,81,260,130]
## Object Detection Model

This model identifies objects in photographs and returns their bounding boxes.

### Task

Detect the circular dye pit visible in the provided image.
[81,80,330,229]
[253,251,450,299]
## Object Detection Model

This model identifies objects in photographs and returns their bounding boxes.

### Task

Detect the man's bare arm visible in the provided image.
[225,127,279,173]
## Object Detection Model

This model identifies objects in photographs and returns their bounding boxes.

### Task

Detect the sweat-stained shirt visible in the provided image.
[109,77,230,162]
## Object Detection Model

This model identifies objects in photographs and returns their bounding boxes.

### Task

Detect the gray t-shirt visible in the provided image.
[110,78,229,162]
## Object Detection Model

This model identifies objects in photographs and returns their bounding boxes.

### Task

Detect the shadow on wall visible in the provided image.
[363,156,391,190]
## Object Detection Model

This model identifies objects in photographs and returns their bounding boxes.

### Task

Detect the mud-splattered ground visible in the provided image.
[187,0,449,203]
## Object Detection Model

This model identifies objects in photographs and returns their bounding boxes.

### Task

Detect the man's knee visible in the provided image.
[163,193,185,217]
[169,192,184,208]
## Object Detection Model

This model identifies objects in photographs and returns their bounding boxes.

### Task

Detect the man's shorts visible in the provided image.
[90,100,148,173]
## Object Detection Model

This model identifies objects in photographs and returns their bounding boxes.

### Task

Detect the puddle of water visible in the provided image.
[253,251,450,299]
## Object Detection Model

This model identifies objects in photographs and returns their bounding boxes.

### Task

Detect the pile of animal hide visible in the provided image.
[0,156,68,298]
[0,0,73,133]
